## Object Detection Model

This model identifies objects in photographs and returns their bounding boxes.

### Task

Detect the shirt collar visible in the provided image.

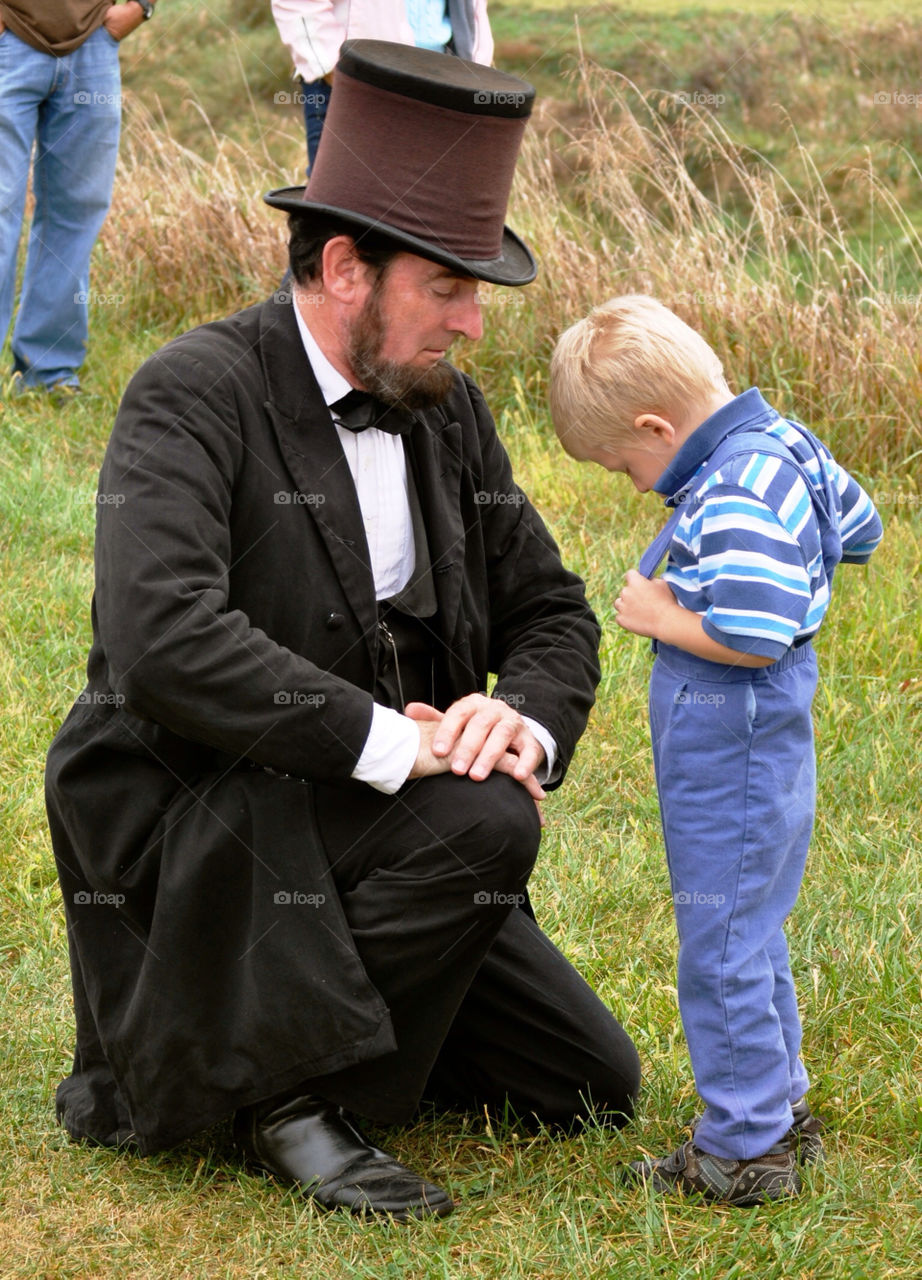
[653,387,779,503]
[291,291,353,407]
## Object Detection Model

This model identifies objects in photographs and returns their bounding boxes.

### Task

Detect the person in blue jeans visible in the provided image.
[0,1,152,397]
[550,294,882,1206]
[271,1,493,172]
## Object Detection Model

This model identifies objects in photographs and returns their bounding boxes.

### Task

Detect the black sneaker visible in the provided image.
[789,1097,825,1166]
[624,1136,800,1207]
[691,1097,825,1167]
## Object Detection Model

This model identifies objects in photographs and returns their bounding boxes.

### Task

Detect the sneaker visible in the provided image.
[789,1097,825,1166]
[690,1097,825,1167]
[624,1136,801,1206]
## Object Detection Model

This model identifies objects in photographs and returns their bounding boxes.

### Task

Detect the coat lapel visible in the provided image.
[407,407,465,645]
[257,295,378,660]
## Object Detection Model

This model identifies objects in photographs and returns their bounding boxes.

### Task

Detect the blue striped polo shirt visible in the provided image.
[654,388,883,660]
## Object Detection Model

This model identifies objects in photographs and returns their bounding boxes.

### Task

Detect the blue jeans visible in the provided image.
[0,25,121,388]
[649,641,817,1160]
[300,76,331,173]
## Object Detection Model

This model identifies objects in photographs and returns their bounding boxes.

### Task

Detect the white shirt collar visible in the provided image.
[291,291,352,406]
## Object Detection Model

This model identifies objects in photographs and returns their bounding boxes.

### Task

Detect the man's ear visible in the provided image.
[633,412,677,447]
[321,236,368,303]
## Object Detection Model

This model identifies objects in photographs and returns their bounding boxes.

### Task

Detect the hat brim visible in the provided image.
[263,187,537,287]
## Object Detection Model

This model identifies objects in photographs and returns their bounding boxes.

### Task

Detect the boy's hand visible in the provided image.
[614,569,677,638]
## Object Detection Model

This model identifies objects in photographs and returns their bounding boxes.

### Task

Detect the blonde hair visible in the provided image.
[549,294,728,458]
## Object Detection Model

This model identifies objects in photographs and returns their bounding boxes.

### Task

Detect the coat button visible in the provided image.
[325,612,345,630]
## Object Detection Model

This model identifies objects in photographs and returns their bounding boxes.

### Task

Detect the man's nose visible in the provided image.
[448,293,484,342]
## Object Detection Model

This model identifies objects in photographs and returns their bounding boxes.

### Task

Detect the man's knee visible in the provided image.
[410,771,541,893]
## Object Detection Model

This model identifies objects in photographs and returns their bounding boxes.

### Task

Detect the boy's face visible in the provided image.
[581,423,680,493]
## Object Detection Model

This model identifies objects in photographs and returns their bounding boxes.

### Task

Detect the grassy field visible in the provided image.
[2,2,921,1277]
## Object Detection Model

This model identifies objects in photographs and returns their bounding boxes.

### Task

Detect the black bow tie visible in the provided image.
[331,389,415,436]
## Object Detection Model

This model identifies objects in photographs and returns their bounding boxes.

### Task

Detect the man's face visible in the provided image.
[346,253,484,409]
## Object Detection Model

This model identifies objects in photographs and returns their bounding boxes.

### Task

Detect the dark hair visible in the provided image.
[287,214,399,285]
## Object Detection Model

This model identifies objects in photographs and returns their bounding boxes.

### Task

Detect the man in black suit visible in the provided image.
[46,40,640,1221]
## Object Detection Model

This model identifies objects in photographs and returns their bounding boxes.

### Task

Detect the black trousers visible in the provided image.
[303,770,640,1129]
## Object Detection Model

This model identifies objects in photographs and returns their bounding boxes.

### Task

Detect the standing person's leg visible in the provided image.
[300,76,331,172]
[765,927,810,1108]
[12,26,121,390]
[648,646,817,1163]
[0,29,46,359]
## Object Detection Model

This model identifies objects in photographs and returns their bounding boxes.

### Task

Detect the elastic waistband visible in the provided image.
[650,639,815,682]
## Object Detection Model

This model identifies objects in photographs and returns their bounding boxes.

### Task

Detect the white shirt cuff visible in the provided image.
[351,703,420,794]
[522,716,558,785]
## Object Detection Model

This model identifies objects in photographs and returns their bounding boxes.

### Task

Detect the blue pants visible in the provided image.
[299,76,331,172]
[649,641,817,1160]
[0,26,121,388]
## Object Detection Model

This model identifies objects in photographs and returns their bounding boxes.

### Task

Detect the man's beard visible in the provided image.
[346,278,456,410]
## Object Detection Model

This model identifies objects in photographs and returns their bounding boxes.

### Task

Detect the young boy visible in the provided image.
[549,295,882,1206]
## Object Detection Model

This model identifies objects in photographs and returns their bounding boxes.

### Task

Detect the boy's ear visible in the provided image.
[633,412,677,445]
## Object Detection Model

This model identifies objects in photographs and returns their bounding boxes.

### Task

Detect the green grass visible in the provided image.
[3,3,922,1276]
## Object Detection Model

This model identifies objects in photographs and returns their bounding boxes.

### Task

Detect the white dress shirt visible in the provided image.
[293,298,556,794]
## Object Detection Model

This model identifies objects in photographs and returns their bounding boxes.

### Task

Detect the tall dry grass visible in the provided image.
[508,67,922,473]
[99,98,290,328]
[96,69,922,472]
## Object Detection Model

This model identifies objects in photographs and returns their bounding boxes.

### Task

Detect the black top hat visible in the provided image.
[264,40,537,286]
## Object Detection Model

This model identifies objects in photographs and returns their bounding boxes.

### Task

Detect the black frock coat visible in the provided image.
[45,292,601,1153]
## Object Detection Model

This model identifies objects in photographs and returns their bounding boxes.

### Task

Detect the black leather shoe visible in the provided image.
[233,1092,454,1221]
